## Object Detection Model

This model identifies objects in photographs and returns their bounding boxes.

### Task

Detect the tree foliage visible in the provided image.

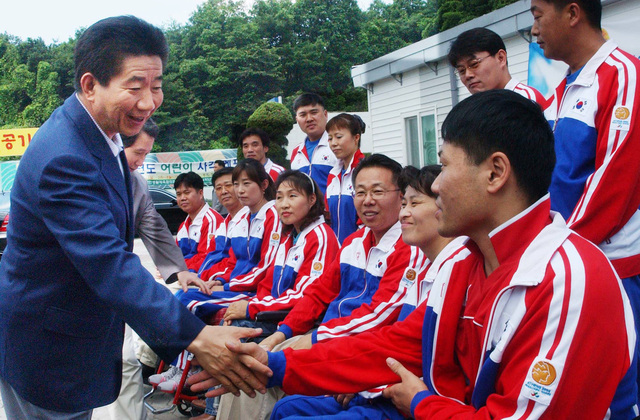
[0,0,516,150]
[246,101,294,167]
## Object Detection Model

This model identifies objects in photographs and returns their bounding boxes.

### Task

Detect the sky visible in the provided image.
[3,0,379,45]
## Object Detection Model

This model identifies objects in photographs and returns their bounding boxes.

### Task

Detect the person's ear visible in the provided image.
[496,49,508,67]
[567,2,581,28]
[79,73,98,101]
[309,194,317,207]
[485,151,511,194]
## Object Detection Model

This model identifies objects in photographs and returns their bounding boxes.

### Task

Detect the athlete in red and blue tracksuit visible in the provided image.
[245,216,339,319]
[185,216,339,322]
[276,221,427,345]
[178,201,280,319]
[266,196,638,419]
[271,236,468,420]
[198,207,250,276]
[545,40,640,401]
[325,149,364,244]
[290,132,338,195]
[175,203,223,272]
[264,158,285,183]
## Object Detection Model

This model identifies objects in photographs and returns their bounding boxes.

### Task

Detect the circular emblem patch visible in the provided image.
[531,361,557,386]
[271,233,280,241]
[405,269,417,281]
[313,262,323,271]
[615,106,630,120]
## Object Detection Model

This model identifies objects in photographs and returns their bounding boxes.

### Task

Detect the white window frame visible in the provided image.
[402,107,439,167]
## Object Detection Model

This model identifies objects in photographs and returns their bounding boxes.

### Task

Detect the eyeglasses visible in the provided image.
[454,55,492,76]
[352,188,400,200]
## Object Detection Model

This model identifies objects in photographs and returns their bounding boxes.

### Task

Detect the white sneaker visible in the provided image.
[148,365,181,387]
[157,366,202,393]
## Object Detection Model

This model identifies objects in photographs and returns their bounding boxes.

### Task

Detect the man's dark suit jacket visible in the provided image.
[132,170,187,280]
[0,95,205,412]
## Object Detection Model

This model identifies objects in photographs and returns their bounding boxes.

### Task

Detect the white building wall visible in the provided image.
[418,59,455,150]
[368,68,422,165]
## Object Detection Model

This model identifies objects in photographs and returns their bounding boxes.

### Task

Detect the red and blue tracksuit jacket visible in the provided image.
[264,158,285,183]
[270,237,467,420]
[325,149,364,244]
[175,203,223,272]
[505,78,548,107]
[247,216,339,319]
[199,201,280,292]
[545,40,640,279]
[266,196,638,419]
[197,207,250,276]
[358,236,467,400]
[179,216,338,322]
[290,132,338,194]
[276,222,427,344]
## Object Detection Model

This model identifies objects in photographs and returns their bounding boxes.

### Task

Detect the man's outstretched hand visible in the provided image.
[186,325,272,397]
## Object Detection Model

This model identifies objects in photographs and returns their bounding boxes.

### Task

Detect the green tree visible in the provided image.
[246,101,294,167]
[287,0,365,108]
[156,0,284,152]
[22,61,62,126]
[0,64,34,127]
[436,0,518,32]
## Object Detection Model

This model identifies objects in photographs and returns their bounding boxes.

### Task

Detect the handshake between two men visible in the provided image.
[186,325,274,397]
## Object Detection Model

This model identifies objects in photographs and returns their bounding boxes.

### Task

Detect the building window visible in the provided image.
[404,112,438,167]
[405,116,420,167]
[421,114,438,166]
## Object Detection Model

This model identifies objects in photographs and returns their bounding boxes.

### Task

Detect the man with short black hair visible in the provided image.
[199,167,248,276]
[0,16,269,419]
[290,93,338,194]
[211,160,227,216]
[239,127,284,182]
[532,0,640,404]
[448,27,546,105]
[214,160,226,172]
[174,172,224,272]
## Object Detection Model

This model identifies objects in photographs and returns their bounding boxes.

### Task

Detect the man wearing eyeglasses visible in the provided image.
[216,154,428,420]
[448,28,547,106]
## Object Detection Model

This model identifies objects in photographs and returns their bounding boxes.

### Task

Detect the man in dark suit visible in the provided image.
[0,16,267,419]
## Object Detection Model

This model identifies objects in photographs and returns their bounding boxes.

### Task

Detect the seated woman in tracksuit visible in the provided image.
[325,113,366,244]
[222,170,340,330]
[150,159,280,392]
[196,171,341,418]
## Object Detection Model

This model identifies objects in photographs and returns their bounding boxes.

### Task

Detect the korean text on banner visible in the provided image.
[0,128,38,157]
